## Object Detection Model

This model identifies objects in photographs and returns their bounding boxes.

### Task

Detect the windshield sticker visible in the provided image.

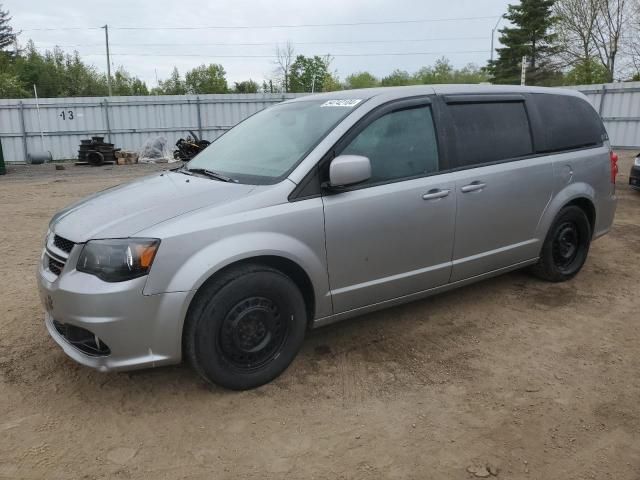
[321,99,362,108]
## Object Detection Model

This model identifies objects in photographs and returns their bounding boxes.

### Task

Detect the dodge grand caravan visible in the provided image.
[38,85,618,390]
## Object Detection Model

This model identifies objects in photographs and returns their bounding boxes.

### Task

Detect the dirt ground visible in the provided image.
[0,154,639,480]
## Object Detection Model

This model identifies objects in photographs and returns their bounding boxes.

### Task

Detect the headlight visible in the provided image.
[77,239,160,282]
[635,156,640,167]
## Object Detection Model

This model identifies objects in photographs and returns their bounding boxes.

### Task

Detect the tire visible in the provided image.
[184,264,307,390]
[86,151,104,166]
[531,205,592,282]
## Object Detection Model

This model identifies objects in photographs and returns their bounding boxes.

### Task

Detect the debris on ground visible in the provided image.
[467,465,493,477]
[139,136,174,164]
[115,150,139,165]
[467,463,500,477]
[76,136,119,166]
[173,130,210,161]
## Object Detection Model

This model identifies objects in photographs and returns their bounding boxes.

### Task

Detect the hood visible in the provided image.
[50,171,257,242]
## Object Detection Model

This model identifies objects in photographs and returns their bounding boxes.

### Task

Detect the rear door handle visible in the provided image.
[422,189,450,201]
[461,182,486,193]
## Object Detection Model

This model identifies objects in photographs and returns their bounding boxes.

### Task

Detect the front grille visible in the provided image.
[48,257,65,276]
[53,235,75,254]
[52,320,111,356]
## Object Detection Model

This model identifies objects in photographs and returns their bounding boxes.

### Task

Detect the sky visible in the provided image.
[8,0,513,87]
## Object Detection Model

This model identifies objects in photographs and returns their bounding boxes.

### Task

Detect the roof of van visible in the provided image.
[286,84,585,102]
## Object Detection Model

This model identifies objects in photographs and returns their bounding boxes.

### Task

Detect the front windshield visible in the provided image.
[186,99,363,184]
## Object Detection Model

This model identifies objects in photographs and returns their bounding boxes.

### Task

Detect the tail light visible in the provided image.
[610,150,618,184]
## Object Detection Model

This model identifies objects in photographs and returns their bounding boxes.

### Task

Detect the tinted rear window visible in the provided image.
[532,94,604,152]
[449,101,533,167]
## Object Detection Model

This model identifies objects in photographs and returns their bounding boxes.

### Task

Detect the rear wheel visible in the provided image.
[184,264,307,390]
[532,206,592,282]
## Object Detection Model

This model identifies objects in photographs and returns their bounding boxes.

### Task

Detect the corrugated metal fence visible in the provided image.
[0,93,303,163]
[0,83,638,163]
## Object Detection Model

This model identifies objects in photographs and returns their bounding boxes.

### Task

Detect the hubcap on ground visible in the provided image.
[218,297,287,371]
[552,222,580,269]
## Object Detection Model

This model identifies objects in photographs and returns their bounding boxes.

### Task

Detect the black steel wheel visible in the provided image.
[551,221,580,272]
[184,264,307,390]
[217,296,288,373]
[532,205,592,282]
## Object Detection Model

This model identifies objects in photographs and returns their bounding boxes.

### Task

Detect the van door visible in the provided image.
[444,97,554,282]
[321,99,456,313]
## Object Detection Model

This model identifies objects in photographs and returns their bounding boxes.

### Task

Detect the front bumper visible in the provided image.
[630,165,640,191]
[37,247,193,372]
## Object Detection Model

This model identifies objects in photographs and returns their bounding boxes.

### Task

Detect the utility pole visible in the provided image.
[102,24,112,96]
[490,15,504,63]
[520,56,527,86]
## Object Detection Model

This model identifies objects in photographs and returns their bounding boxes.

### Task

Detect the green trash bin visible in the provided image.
[0,139,6,175]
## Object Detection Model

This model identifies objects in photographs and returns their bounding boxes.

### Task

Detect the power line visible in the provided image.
[78,50,489,58]
[20,27,103,32]
[113,16,502,30]
[33,36,489,49]
[21,15,503,32]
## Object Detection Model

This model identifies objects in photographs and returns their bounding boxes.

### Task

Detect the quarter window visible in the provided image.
[448,102,533,167]
[532,94,605,152]
[340,105,439,185]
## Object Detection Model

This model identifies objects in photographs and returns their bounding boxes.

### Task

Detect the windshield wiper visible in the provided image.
[182,167,236,183]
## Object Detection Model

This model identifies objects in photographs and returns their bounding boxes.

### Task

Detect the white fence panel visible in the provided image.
[0,93,303,163]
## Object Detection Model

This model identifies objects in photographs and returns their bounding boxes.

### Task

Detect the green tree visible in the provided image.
[185,64,227,94]
[0,4,16,53]
[12,43,112,97]
[233,79,259,93]
[155,67,187,95]
[488,0,560,85]
[322,71,342,91]
[345,71,379,89]
[431,57,454,82]
[564,57,610,84]
[289,55,332,92]
[112,67,149,96]
[0,13,149,100]
[62,51,108,97]
[380,69,412,86]
[412,58,489,84]
[0,72,27,97]
[452,64,490,83]
[14,43,66,97]
[261,79,275,93]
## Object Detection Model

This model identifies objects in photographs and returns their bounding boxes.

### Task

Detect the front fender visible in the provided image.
[146,231,332,319]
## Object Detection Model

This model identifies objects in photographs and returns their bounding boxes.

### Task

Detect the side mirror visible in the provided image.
[328,155,371,188]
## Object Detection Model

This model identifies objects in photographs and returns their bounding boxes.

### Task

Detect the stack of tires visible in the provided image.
[78,137,119,166]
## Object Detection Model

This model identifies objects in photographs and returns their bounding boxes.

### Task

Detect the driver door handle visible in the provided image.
[422,189,450,201]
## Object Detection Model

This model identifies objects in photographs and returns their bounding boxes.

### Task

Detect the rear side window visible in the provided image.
[532,94,604,152]
[341,105,439,185]
[448,102,533,168]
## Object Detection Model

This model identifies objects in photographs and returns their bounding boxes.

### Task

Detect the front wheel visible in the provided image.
[184,264,307,390]
[532,205,592,282]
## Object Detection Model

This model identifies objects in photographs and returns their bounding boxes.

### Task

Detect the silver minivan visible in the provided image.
[38,85,618,390]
